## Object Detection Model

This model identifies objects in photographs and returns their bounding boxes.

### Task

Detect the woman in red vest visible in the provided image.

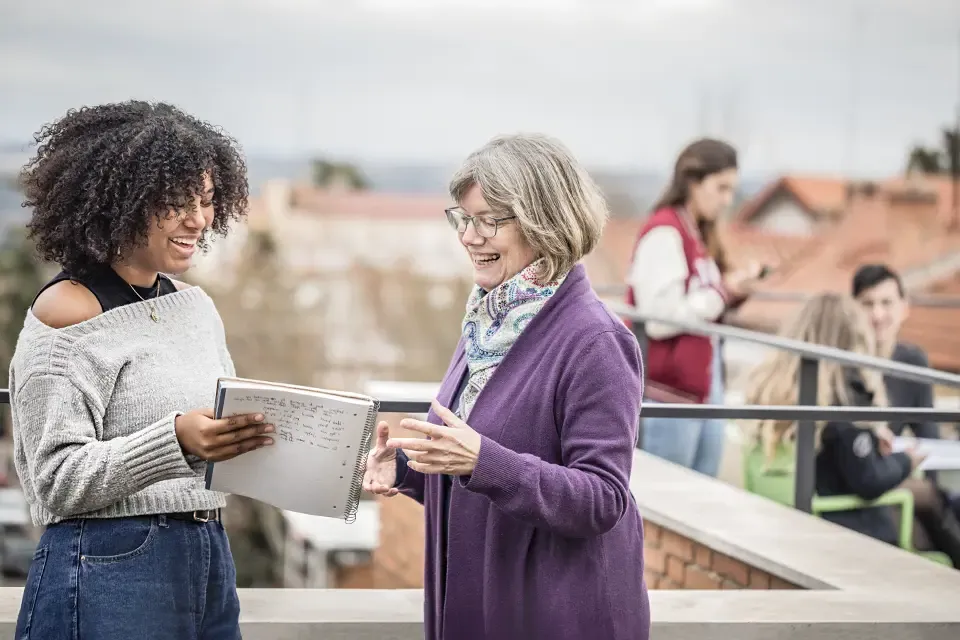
[626,138,763,477]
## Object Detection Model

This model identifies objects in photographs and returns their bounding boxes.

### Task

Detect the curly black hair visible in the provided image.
[20,100,249,276]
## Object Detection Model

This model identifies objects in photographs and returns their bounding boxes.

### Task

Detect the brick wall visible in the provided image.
[643,521,799,590]
[370,497,424,587]
[347,508,802,591]
[331,562,376,589]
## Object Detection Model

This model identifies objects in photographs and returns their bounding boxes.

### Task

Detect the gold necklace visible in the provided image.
[128,279,161,323]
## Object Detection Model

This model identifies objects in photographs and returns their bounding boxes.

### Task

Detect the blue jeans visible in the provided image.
[16,515,241,639]
[641,347,727,477]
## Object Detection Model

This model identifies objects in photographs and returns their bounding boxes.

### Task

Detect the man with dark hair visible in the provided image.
[852,263,940,439]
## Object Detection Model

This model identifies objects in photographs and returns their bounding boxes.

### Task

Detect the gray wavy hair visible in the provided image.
[449,133,609,282]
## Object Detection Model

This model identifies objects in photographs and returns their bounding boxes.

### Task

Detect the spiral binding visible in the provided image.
[344,398,380,524]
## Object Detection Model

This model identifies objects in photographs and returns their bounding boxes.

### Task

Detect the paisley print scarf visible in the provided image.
[458,259,567,419]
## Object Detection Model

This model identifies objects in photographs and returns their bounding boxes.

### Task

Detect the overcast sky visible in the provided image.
[2,0,959,177]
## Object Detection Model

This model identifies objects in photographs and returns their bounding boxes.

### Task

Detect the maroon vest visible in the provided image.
[625,208,724,403]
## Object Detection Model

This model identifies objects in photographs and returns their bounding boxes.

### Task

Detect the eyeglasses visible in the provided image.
[445,207,516,238]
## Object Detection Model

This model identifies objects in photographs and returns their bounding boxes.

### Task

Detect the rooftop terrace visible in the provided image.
[0,306,957,638]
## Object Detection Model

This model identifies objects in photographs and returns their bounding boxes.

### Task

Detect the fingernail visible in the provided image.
[262,438,274,446]
[255,414,264,421]
[264,425,275,433]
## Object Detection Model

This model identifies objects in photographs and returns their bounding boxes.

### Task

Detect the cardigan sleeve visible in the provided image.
[394,449,426,505]
[627,226,727,339]
[462,329,642,538]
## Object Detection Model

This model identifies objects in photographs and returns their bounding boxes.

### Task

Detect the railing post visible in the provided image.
[631,320,649,450]
[794,357,819,513]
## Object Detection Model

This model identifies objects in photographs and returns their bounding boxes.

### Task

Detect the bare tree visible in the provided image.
[311,159,369,191]
[905,126,960,177]
[353,259,469,383]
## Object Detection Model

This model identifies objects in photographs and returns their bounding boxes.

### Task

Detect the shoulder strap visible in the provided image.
[31,272,107,312]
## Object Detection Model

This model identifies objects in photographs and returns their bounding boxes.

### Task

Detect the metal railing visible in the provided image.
[608,302,960,513]
[3,306,960,514]
[593,284,960,309]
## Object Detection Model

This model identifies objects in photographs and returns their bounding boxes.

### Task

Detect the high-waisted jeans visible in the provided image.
[16,514,241,639]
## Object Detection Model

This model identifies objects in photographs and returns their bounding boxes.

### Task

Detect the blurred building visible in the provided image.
[195,179,471,391]
[195,178,469,281]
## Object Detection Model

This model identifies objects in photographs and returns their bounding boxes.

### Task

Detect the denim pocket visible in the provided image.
[17,546,48,639]
[80,517,158,564]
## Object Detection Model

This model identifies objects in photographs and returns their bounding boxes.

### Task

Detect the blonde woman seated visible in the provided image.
[744,293,960,567]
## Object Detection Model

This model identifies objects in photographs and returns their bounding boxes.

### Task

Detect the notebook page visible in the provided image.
[208,384,374,518]
[218,377,373,403]
[892,437,960,471]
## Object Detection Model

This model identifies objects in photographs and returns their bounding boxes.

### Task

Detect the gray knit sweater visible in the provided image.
[9,286,234,525]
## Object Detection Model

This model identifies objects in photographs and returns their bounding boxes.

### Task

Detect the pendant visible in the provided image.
[150,306,160,323]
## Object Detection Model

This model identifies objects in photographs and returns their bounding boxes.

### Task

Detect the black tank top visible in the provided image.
[33,265,177,313]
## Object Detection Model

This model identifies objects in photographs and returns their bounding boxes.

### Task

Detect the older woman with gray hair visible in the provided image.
[363,133,649,640]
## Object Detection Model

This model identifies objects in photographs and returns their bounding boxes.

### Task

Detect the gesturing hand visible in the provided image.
[386,400,482,476]
[363,421,399,497]
[175,409,274,462]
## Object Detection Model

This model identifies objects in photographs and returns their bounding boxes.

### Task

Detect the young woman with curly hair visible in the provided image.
[10,101,274,639]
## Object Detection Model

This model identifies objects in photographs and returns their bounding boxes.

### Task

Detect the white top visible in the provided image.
[626,225,726,339]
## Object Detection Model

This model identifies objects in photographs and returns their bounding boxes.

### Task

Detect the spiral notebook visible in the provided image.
[204,377,378,522]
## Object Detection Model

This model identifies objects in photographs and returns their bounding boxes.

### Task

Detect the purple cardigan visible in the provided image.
[396,264,650,640]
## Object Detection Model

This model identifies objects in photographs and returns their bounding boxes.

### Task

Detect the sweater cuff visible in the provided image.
[119,411,196,486]
[460,436,522,496]
[394,449,410,488]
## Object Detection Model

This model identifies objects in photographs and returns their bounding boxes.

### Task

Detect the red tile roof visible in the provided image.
[719,223,818,274]
[732,175,960,371]
[289,185,452,220]
[735,175,850,224]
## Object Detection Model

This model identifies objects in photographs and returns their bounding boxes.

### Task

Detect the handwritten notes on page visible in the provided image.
[206,378,376,519]
[235,390,350,451]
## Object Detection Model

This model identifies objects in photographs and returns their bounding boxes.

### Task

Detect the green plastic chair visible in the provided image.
[743,443,952,567]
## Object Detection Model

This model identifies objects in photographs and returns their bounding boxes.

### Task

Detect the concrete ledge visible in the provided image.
[631,450,960,594]
[0,588,954,639]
